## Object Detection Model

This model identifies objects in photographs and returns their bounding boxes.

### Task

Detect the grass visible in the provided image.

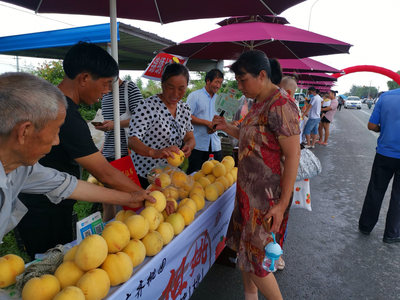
[0,200,95,262]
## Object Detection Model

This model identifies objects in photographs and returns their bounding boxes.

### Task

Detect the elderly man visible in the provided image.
[16,42,152,258]
[0,72,153,244]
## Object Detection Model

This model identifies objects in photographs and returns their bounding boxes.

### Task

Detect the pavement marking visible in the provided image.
[350,111,379,138]
[359,109,372,117]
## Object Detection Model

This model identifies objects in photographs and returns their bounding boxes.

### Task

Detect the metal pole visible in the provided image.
[307,0,321,31]
[110,0,121,159]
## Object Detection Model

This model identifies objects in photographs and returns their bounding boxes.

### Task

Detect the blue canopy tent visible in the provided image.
[0,22,216,71]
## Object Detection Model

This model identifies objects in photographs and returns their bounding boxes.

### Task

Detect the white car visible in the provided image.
[344,96,362,109]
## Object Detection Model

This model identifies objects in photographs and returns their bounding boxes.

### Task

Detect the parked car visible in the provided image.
[294,93,306,108]
[344,96,362,109]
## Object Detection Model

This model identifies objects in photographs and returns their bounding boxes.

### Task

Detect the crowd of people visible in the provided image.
[1,40,398,300]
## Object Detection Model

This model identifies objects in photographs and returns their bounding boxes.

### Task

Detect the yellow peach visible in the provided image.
[74,234,108,271]
[142,231,164,256]
[157,222,175,245]
[190,193,205,211]
[115,209,136,222]
[205,184,219,202]
[124,214,149,240]
[146,190,167,212]
[53,286,85,300]
[197,177,211,189]
[213,181,225,196]
[171,171,188,188]
[155,172,171,188]
[166,213,185,235]
[177,205,196,225]
[140,206,161,230]
[76,268,110,300]
[101,221,130,253]
[163,186,179,200]
[193,170,205,181]
[101,252,133,286]
[178,198,197,212]
[122,238,146,268]
[167,150,185,167]
[54,261,84,289]
[22,274,60,300]
[212,163,226,177]
[201,161,214,175]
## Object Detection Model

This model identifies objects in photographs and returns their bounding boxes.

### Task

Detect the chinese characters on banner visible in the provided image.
[142,53,188,81]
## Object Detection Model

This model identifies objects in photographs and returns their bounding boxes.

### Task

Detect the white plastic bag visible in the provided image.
[87,109,104,150]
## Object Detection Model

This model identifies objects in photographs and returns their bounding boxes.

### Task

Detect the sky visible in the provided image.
[0,0,399,94]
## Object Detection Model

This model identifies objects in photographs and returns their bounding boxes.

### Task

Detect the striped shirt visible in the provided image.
[101,81,143,159]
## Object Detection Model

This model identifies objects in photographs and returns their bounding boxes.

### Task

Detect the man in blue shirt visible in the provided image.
[187,69,224,174]
[359,88,400,243]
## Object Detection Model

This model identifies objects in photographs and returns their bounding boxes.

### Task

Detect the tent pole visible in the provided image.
[110,0,121,159]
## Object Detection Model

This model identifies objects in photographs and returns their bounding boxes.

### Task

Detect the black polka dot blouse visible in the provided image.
[128,95,193,177]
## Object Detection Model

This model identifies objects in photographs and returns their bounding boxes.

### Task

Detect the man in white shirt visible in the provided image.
[187,69,224,173]
[303,87,322,148]
[0,72,153,243]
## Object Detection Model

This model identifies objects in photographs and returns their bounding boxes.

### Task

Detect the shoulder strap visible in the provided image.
[124,81,130,113]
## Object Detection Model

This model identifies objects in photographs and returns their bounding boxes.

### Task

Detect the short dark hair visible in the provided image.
[230,50,282,85]
[205,69,224,83]
[161,63,190,84]
[308,87,316,92]
[63,42,119,80]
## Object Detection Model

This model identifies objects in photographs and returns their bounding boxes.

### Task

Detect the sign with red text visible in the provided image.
[105,184,236,300]
[142,53,187,81]
[110,155,141,211]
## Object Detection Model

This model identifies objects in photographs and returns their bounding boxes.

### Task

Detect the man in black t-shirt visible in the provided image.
[17,42,152,259]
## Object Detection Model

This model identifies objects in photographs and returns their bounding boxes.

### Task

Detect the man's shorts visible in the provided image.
[303,118,320,135]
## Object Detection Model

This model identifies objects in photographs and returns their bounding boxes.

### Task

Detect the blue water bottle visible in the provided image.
[262,232,283,272]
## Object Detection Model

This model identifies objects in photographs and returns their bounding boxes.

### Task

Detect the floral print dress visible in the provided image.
[226,88,300,277]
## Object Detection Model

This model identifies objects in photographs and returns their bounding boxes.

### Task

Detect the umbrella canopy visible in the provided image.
[284,72,337,82]
[2,0,306,24]
[279,57,340,73]
[297,80,335,87]
[1,0,306,159]
[164,17,352,60]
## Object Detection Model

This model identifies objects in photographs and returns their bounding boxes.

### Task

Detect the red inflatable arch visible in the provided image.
[332,65,400,85]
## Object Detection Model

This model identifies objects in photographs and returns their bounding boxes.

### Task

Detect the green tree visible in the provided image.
[348,85,378,98]
[123,74,132,81]
[387,71,400,90]
[135,78,144,91]
[31,60,64,85]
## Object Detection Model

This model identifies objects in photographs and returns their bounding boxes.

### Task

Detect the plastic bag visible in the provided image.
[291,179,312,211]
[87,109,104,150]
[296,148,322,181]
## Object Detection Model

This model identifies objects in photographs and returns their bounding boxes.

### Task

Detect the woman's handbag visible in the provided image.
[296,148,322,181]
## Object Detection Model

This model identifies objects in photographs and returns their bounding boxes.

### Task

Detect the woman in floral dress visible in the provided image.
[213,51,300,300]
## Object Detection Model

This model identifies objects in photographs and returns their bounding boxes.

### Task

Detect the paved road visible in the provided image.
[191,103,400,300]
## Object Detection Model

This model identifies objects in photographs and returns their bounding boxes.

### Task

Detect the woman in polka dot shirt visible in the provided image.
[128,63,195,188]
